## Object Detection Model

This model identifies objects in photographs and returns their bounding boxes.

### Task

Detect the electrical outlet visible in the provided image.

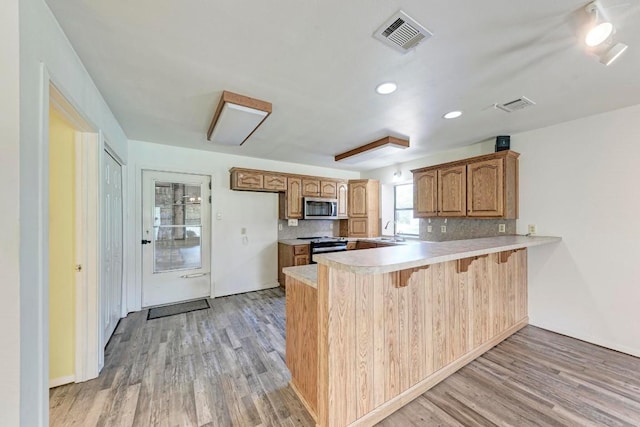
[427,225,433,233]
[499,224,506,233]
[288,219,298,227]
[528,224,537,235]
[329,222,334,230]
[441,225,447,233]
[278,223,283,231]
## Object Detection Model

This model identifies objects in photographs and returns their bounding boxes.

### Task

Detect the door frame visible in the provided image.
[45,72,106,388]
[133,166,213,311]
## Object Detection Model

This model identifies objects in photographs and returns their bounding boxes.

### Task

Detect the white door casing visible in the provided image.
[102,150,123,344]
[142,170,211,307]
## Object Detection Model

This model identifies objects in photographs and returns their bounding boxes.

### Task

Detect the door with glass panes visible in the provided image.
[142,171,211,307]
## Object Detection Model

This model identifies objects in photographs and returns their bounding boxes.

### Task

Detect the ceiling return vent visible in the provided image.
[495,96,536,113]
[373,10,433,53]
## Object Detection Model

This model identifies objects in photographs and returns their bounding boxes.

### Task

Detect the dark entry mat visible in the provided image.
[147,299,210,320]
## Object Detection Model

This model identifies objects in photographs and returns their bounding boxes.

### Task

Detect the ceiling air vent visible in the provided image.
[495,96,536,113]
[373,10,433,53]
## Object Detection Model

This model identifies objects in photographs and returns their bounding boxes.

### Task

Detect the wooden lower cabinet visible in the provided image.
[355,240,377,250]
[286,249,529,426]
[277,243,309,286]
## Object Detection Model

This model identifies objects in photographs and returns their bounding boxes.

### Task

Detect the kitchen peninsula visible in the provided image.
[283,235,561,427]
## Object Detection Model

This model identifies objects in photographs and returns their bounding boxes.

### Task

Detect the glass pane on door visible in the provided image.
[153,181,203,272]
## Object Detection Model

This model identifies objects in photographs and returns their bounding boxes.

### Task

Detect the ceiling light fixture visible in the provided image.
[376,82,397,95]
[207,91,272,145]
[335,136,409,164]
[443,110,463,119]
[599,42,628,66]
[584,1,613,47]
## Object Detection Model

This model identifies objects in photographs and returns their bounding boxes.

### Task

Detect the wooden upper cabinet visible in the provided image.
[438,165,466,217]
[347,180,380,237]
[302,179,321,197]
[264,174,287,191]
[320,181,337,198]
[467,158,504,217]
[348,181,368,217]
[336,181,348,218]
[287,177,303,218]
[232,169,264,190]
[412,150,519,219]
[413,170,438,218]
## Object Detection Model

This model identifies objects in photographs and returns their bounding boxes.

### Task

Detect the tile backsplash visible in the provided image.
[419,218,516,242]
[278,220,339,239]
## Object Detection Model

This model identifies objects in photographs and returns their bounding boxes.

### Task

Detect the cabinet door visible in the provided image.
[320,181,337,198]
[302,179,321,197]
[349,181,368,217]
[294,255,309,265]
[438,165,466,217]
[346,241,357,250]
[233,170,264,190]
[337,181,348,218]
[413,170,437,217]
[264,174,287,191]
[355,240,377,249]
[287,177,303,219]
[467,158,504,217]
[348,218,369,237]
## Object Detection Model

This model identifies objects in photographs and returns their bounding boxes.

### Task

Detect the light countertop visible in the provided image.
[282,264,317,288]
[314,235,561,275]
[278,239,311,246]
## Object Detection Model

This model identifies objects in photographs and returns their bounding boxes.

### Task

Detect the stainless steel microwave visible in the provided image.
[303,197,338,220]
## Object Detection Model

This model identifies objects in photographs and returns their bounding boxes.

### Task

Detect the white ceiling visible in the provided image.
[47,0,640,171]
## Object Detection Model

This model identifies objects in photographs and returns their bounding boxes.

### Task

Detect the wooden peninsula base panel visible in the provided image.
[285,248,530,427]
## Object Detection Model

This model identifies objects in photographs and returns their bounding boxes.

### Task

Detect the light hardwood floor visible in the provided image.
[50,288,640,427]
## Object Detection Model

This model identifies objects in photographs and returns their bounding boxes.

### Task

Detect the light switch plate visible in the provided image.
[427,225,432,233]
[528,224,537,234]
[441,225,447,233]
[278,223,283,231]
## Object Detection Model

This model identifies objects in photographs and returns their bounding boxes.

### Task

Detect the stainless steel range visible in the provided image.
[297,236,348,263]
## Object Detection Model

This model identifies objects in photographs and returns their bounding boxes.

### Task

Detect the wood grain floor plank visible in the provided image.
[50,289,640,427]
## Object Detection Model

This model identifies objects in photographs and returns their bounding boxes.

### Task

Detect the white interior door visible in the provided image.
[102,151,123,344]
[142,170,211,307]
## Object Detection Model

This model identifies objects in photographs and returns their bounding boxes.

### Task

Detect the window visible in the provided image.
[394,184,419,236]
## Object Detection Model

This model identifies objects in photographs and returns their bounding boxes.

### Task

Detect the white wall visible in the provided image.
[512,103,640,357]
[1,0,21,424]
[16,0,129,425]
[126,140,359,310]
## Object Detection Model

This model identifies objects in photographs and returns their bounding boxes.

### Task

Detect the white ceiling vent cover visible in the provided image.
[495,96,536,113]
[373,10,433,53]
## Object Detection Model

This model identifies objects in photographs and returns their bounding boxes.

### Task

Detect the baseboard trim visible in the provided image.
[347,318,529,427]
[49,375,75,388]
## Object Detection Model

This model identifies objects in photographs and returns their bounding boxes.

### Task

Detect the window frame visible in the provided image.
[394,183,419,237]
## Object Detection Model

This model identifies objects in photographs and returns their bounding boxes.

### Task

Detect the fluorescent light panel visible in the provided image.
[207,91,272,146]
[335,136,409,164]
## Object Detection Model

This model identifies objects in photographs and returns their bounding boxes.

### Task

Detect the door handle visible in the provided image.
[141,239,152,245]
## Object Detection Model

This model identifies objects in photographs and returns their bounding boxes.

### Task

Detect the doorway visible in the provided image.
[141,170,211,307]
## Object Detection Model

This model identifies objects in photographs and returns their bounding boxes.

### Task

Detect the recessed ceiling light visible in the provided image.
[375,82,397,95]
[443,110,463,119]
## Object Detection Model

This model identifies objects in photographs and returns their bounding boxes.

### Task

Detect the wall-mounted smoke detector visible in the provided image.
[373,10,433,53]
[494,96,536,113]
